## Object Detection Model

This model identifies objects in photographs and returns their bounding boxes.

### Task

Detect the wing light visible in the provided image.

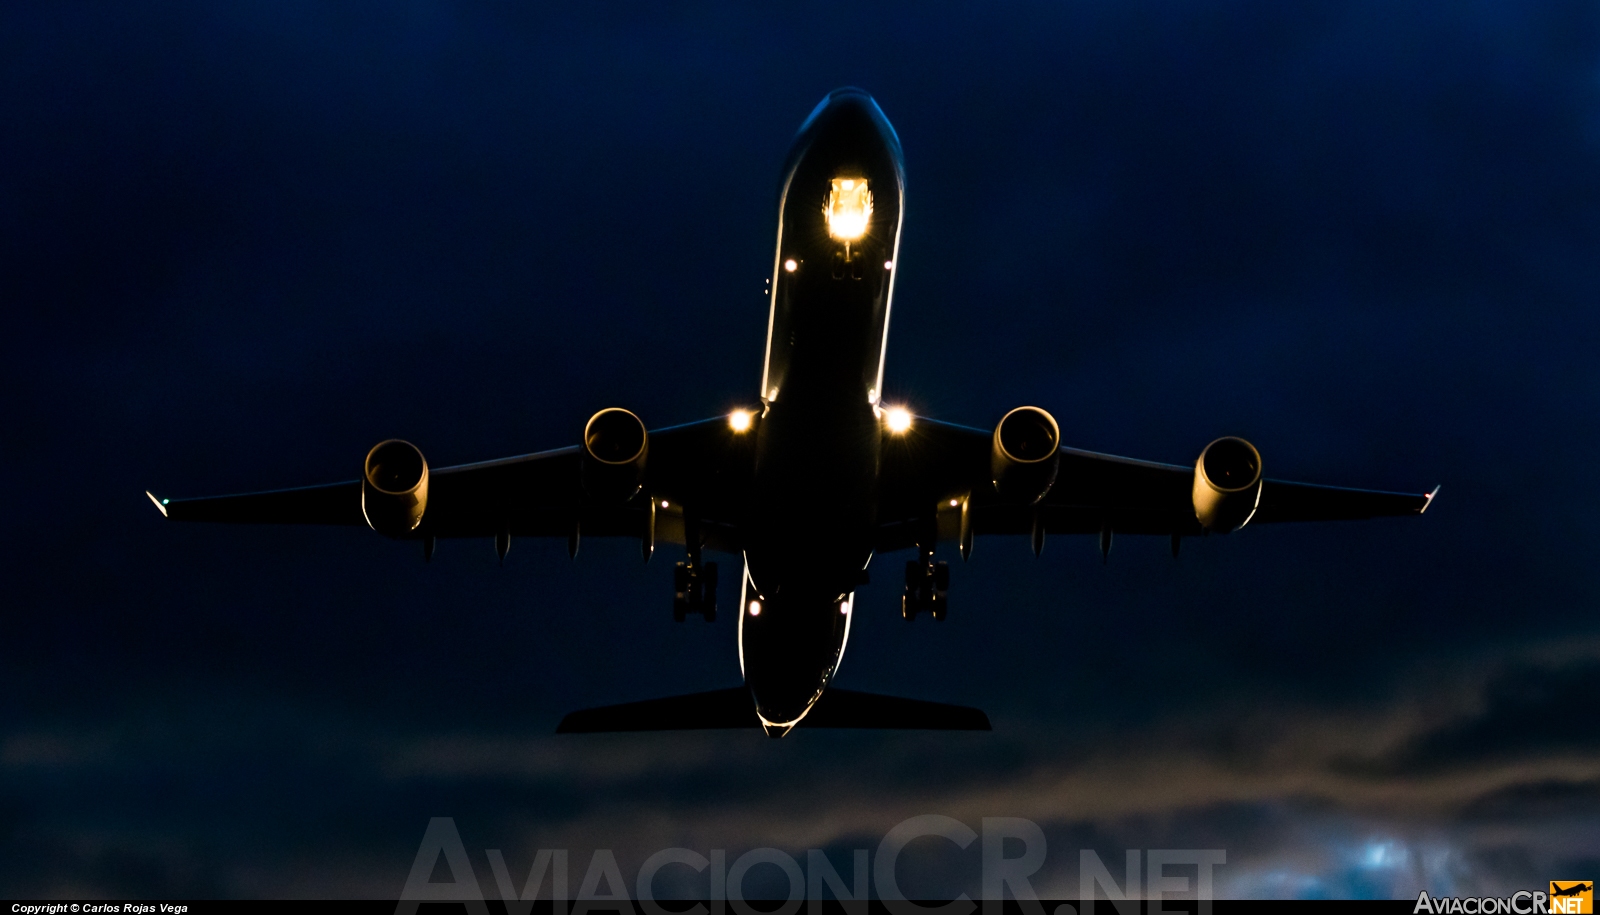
[884,406,912,434]
[824,177,872,241]
[728,409,754,432]
[1420,485,1441,514]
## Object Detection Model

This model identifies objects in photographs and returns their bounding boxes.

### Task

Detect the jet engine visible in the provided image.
[1192,436,1262,532]
[582,407,648,502]
[362,439,429,537]
[990,406,1061,503]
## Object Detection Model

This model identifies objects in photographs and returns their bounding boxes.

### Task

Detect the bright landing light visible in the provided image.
[728,409,753,432]
[824,177,872,241]
[884,406,913,434]
[748,600,762,616]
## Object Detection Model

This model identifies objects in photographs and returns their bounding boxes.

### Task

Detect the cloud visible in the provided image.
[5,637,1598,898]
[1381,656,1600,769]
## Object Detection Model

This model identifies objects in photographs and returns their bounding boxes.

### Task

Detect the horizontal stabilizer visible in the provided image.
[556,687,991,733]
[807,688,992,730]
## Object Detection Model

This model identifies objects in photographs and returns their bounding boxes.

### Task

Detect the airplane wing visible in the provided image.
[877,417,1436,551]
[147,415,755,553]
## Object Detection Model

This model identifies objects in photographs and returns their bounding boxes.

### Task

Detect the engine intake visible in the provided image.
[990,406,1061,504]
[582,408,648,502]
[362,439,429,537]
[1192,436,1262,532]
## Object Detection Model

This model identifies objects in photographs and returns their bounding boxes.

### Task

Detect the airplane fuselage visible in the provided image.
[739,89,906,735]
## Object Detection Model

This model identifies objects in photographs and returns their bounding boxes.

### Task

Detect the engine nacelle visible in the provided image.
[362,439,429,537]
[1192,436,1262,532]
[990,406,1061,504]
[582,407,648,502]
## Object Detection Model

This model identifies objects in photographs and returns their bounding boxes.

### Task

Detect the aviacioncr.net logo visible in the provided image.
[1549,882,1593,915]
[1414,882,1592,915]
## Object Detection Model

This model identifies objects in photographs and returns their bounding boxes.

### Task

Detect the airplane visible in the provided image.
[146,88,1438,738]
[1551,884,1593,898]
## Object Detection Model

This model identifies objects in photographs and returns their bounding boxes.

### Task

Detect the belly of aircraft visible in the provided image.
[738,393,879,735]
[743,398,877,602]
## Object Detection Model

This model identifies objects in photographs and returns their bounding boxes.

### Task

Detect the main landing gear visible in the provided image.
[902,545,949,621]
[672,559,718,621]
[669,509,717,622]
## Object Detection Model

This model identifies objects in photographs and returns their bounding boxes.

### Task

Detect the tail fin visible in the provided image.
[556,687,990,733]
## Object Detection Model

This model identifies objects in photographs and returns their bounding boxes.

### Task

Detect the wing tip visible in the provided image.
[1420,485,1441,515]
[145,490,170,518]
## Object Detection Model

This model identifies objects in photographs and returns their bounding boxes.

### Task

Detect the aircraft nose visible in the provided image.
[825,86,874,105]
[794,87,903,162]
[799,86,873,125]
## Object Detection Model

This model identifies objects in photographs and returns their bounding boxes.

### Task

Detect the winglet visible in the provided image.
[146,491,170,518]
[1419,485,1441,514]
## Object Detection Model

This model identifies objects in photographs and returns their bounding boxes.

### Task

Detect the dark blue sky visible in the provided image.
[3,0,1599,900]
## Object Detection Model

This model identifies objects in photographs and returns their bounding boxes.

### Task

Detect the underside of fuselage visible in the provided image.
[738,577,855,736]
[739,87,906,735]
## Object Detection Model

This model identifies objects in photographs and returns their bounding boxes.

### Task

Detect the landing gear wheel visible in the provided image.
[901,557,950,621]
[671,560,716,621]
